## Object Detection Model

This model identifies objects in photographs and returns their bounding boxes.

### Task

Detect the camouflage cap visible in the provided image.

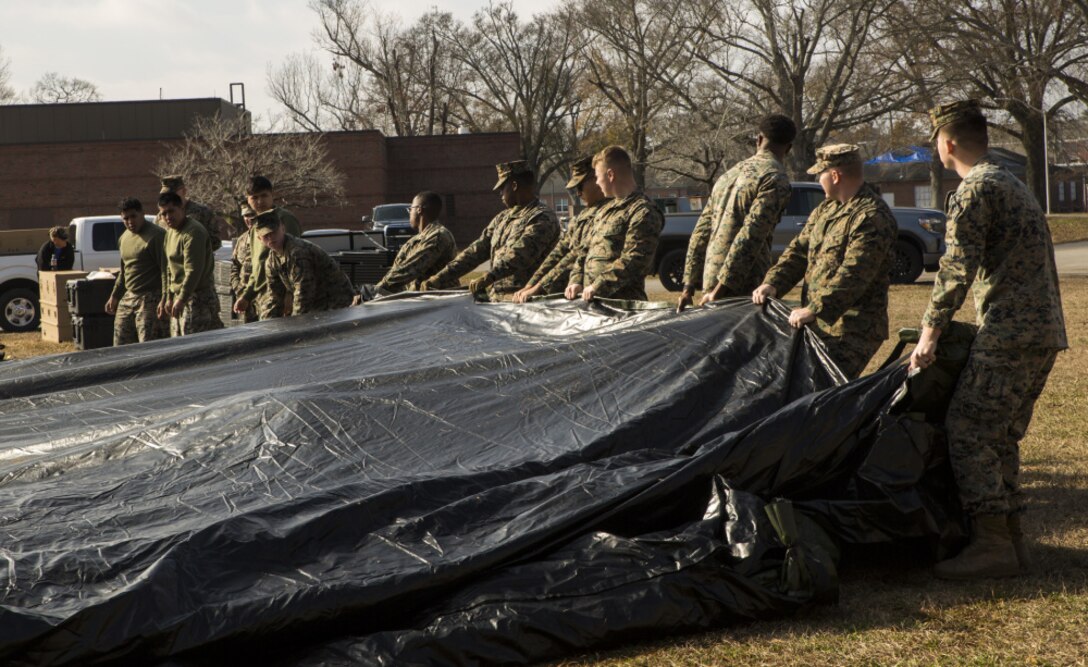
[806,143,863,175]
[159,174,185,193]
[929,99,984,141]
[493,160,534,191]
[240,203,257,218]
[253,209,281,238]
[565,155,594,190]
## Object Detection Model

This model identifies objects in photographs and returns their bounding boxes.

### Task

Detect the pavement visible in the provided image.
[1055,240,1088,275]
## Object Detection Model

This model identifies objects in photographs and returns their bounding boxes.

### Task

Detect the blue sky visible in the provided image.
[0,0,557,126]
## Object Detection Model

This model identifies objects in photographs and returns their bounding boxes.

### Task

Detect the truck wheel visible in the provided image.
[657,249,686,292]
[890,239,924,284]
[0,288,40,332]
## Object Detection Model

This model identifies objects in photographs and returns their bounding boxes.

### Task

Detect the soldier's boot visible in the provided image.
[934,514,1020,580]
[1007,513,1033,574]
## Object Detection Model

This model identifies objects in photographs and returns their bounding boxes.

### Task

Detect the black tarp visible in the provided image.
[0,295,964,665]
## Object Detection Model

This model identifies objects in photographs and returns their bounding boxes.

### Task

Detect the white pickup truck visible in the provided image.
[0,216,153,332]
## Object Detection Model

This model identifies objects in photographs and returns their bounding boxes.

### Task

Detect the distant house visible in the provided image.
[864,145,1086,212]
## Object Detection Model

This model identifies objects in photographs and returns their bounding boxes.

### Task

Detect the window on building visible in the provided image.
[555,197,570,214]
[882,192,896,207]
[1058,181,1066,202]
[914,185,932,208]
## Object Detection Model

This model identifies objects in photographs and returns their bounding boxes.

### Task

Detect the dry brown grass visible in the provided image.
[1049,214,1088,245]
[564,276,1088,667]
[0,332,75,361]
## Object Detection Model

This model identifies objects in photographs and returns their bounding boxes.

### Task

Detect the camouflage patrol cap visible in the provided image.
[564,156,594,190]
[240,203,257,218]
[159,175,185,193]
[929,99,984,141]
[253,209,281,238]
[806,143,862,175]
[493,160,534,191]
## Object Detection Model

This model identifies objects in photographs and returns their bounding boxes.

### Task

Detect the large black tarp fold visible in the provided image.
[0,295,963,666]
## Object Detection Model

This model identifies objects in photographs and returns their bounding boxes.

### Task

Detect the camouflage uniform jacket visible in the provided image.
[163,217,215,303]
[240,208,303,302]
[683,150,792,295]
[111,223,166,300]
[528,198,611,294]
[267,235,356,314]
[764,183,895,343]
[431,200,560,300]
[570,191,663,300]
[376,221,457,293]
[922,155,1067,350]
[230,226,253,295]
[157,200,222,251]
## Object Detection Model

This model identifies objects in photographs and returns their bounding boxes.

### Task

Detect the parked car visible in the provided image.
[653,182,946,292]
[0,215,154,332]
[361,203,414,252]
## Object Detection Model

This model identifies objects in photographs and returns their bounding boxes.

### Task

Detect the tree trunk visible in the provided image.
[930,148,944,210]
[1018,116,1049,211]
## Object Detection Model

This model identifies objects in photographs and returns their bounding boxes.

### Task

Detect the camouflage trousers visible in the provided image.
[113,292,166,346]
[946,347,1058,516]
[817,332,884,379]
[255,291,285,320]
[170,288,225,337]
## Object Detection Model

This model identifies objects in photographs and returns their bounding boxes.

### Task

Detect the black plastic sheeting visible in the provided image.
[0,294,965,666]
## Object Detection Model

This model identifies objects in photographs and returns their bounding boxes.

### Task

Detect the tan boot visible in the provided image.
[934,514,1020,580]
[1007,514,1033,574]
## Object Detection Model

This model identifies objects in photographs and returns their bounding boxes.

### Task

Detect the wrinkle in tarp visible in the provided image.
[0,295,962,666]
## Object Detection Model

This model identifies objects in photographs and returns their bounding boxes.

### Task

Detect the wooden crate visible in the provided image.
[41,321,73,343]
[40,301,72,328]
[39,270,88,306]
[0,229,49,255]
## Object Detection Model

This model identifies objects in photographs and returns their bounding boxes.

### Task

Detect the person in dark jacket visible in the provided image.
[36,226,75,271]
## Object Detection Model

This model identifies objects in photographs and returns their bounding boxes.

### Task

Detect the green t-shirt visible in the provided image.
[111,222,166,299]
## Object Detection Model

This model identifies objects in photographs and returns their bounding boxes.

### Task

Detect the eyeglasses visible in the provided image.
[408,205,423,211]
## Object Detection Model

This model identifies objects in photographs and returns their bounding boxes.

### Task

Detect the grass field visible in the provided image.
[1049,214,1088,245]
[2,279,1086,666]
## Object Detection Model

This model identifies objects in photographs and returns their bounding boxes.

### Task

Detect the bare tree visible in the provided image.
[157,115,347,232]
[268,51,380,132]
[305,0,460,136]
[578,0,712,187]
[29,72,101,103]
[0,46,16,104]
[441,2,587,186]
[918,0,1088,205]
[694,0,912,179]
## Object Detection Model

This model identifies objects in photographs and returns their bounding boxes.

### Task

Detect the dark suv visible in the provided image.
[362,203,414,251]
[653,182,946,291]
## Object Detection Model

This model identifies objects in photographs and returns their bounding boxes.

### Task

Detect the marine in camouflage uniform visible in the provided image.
[376,222,457,293]
[163,214,224,337]
[229,204,258,323]
[569,192,662,301]
[255,211,355,314]
[156,175,224,251]
[426,160,559,301]
[110,206,167,345]
[237,208,303,319]
[760,144,896,379]
[682,149,791,296]
[916,101,1066,566]
[521,156,611,298]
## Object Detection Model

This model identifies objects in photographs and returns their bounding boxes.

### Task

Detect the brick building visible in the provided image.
[0,99,521,245]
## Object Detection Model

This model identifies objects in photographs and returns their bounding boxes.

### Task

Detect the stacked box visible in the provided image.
[67,279,116,316]
[0,229,48,255]
[213,260,240,326]
[72,315,115,351]
[39,270,89,343]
